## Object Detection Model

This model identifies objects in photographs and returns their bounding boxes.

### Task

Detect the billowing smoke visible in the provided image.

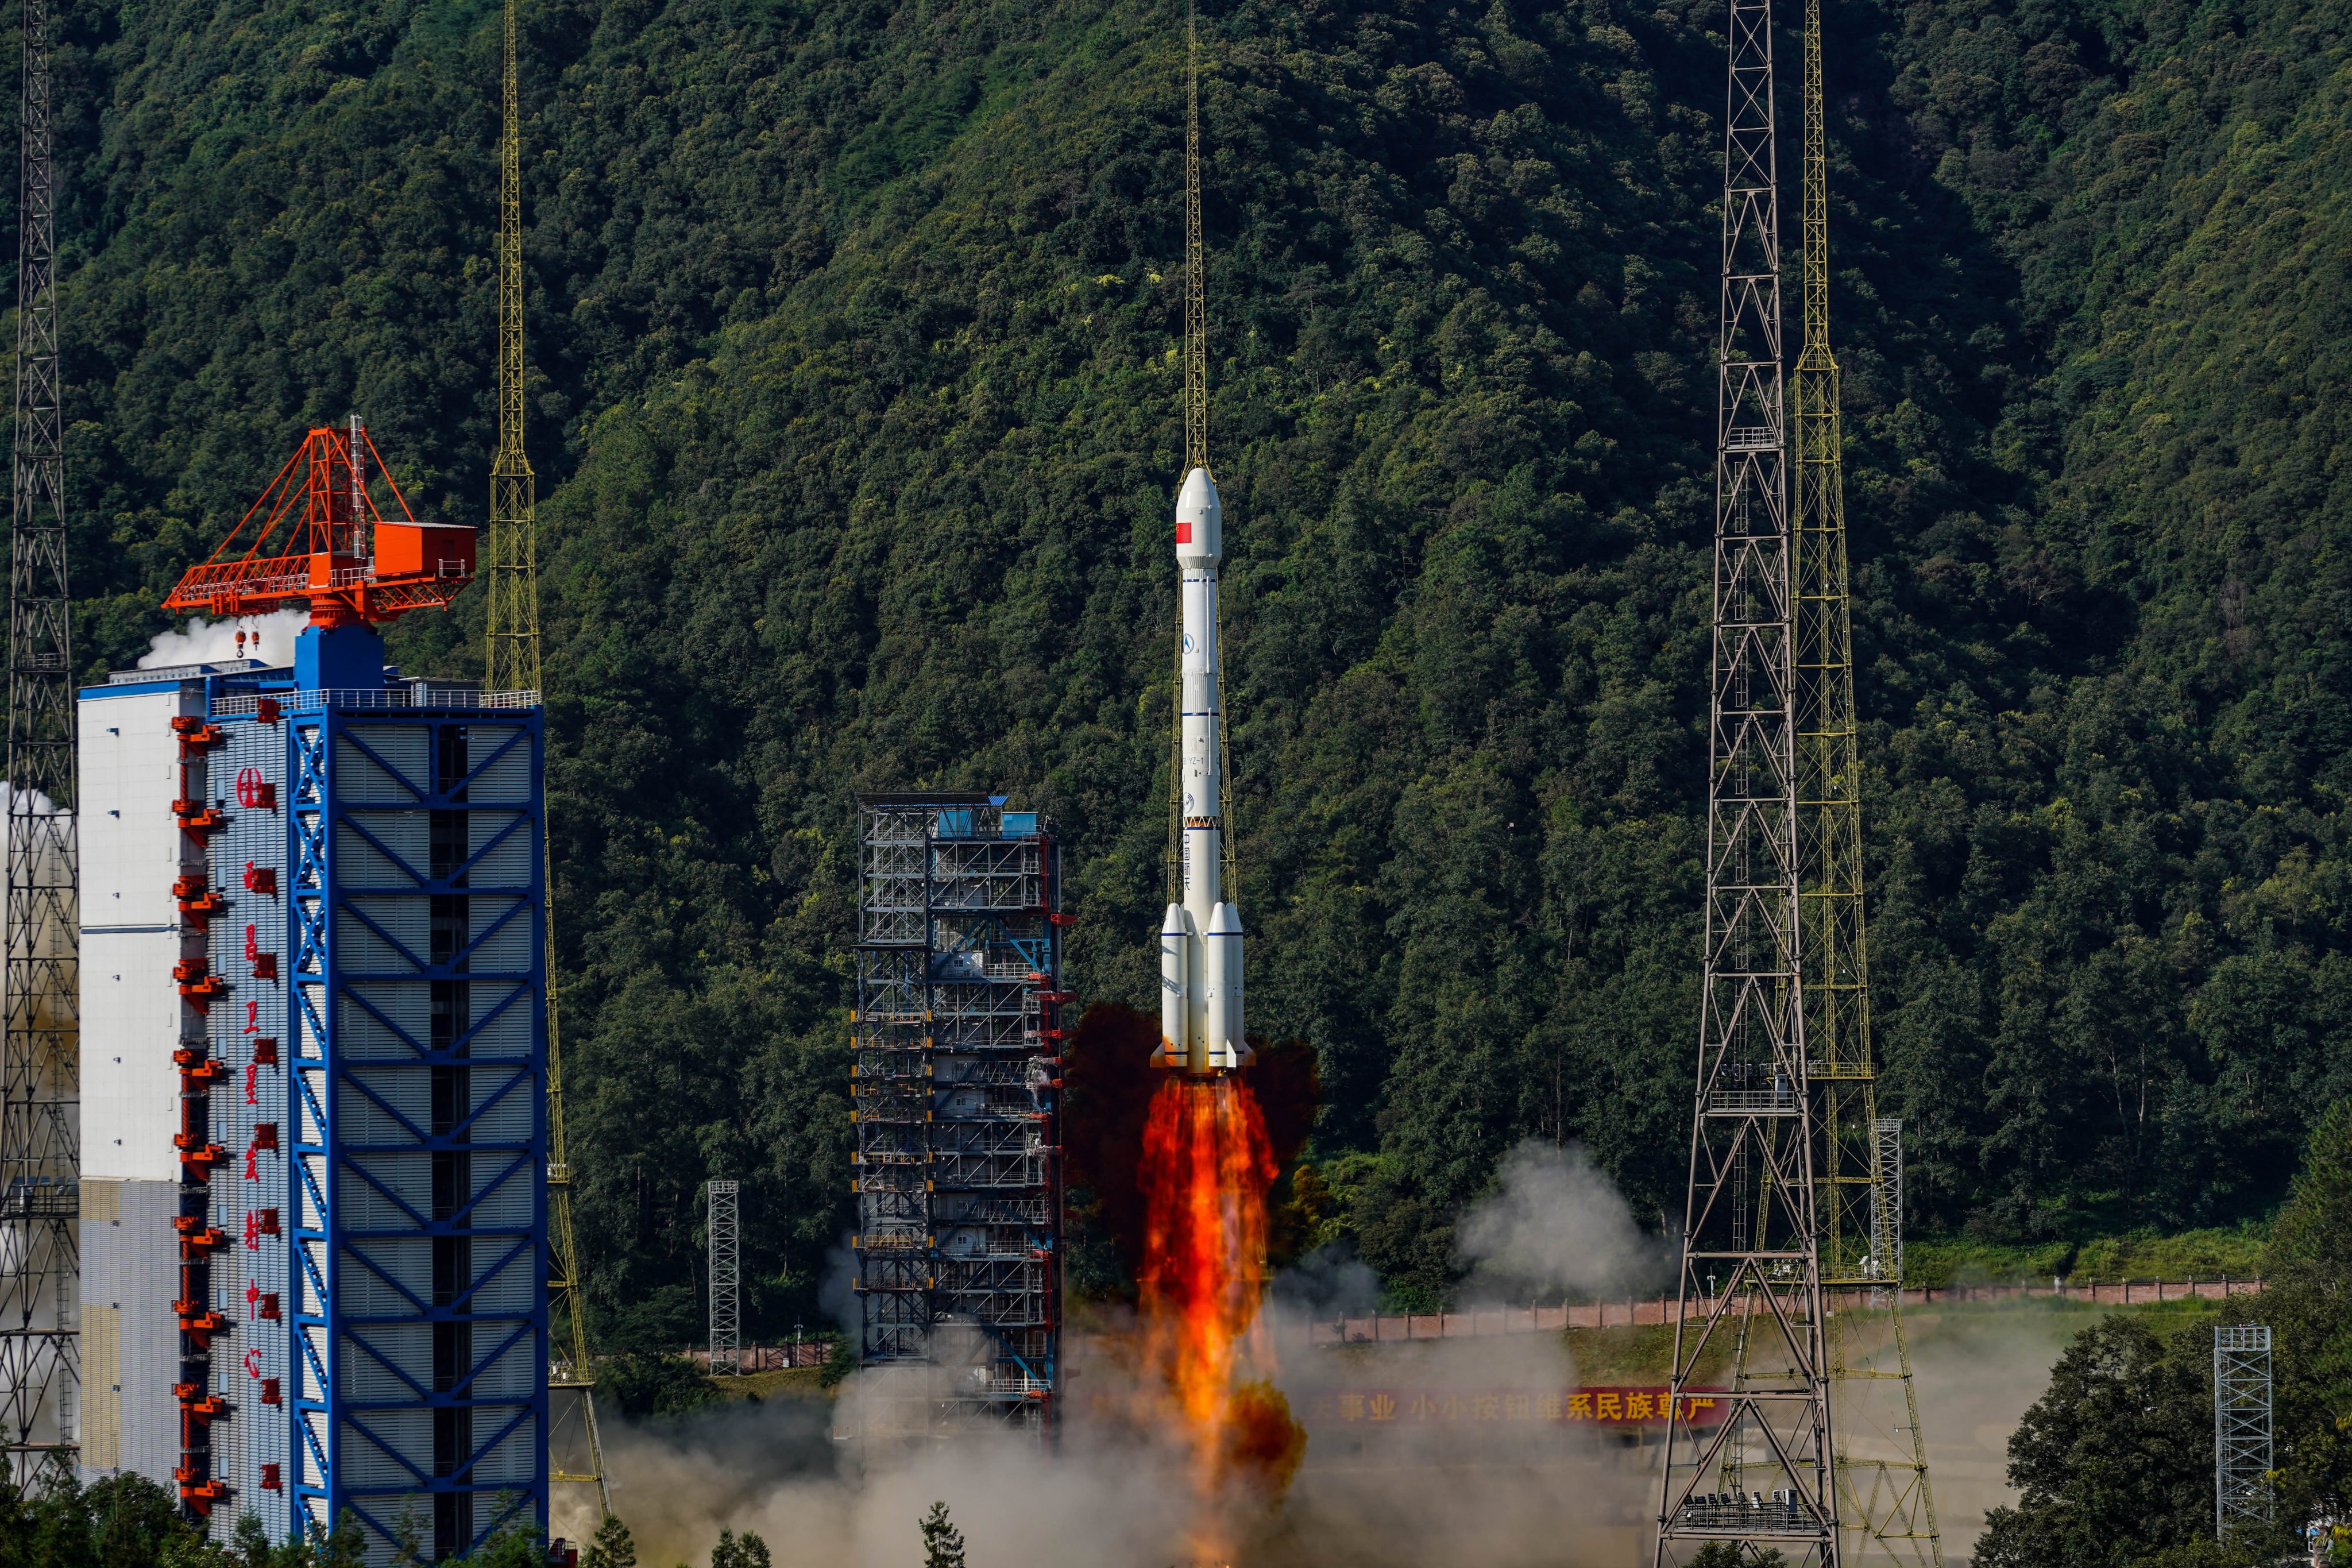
[136,608,310,669]
[1453,1141,1674,1304]
[1271,1243,1381,1320]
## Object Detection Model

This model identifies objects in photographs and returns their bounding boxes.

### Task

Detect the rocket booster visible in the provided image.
[1156,466,1249,1075]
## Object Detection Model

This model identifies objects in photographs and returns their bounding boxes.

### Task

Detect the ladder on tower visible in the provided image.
[484,0,609,1517]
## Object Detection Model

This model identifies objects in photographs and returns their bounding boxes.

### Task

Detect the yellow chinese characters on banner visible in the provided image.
[1324,1387,1724,1426]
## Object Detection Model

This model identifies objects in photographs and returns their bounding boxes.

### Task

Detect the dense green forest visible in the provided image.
[14,0,2352,1330]
[1972,1107,2352,1567]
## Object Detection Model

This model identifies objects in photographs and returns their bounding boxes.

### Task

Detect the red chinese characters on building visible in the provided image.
[243,923,276,980]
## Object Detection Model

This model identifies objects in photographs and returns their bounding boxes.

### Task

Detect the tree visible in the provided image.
[584,1513,639,1568]
[597,1352,721,1421]
[1972,1317,2228,1568]
[2262,1098,2352,1516]
[710,1530,771,1568]
[919,1503,965,1568]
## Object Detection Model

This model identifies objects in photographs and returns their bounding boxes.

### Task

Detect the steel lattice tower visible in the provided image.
[1656,0,1837,1557]
[2214,1326,2273,1537]
[1790,0,1940,1557]
[706,1181,740,1377]
[482,0,608,1515]
[852,794,1063,1444]
[1,0,79,1488]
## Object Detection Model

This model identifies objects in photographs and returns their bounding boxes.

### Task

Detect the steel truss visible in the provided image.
[2214,1325,2273,1537]
[706,1181,739,1377]
[852,795,1063,1443]
[1,0,79,1488]
[1656,0,1836,1557]
[480,1,606,1514]
[1789,0,1939,1551]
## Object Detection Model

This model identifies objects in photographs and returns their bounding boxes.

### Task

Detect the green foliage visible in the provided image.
[1976,1105,2352,1565]
[918,1504,965,1568]
[445,1509,551,1568]
[1972,1316,2219,1567]
[2260,1100,2352,1523]
[817,1335,858,1390]
[596,1351,722,1420]
[26,0,2352,1316]
[708,1530,771,1568]
[583,1515,638,1568]
[1686,1549,1786,1568]
[0,1472,381,1568]
[1908,1221,2272,1287]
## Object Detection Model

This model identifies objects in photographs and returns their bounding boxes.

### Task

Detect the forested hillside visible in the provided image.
[16,0,2352,1332]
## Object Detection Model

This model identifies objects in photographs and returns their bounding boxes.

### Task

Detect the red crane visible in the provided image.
[163,416,477,628]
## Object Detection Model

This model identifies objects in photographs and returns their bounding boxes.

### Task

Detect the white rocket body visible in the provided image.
[1154,466,1249,1075]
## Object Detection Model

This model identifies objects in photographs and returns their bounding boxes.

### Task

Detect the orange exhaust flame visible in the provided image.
[1137,1075,1303,1553]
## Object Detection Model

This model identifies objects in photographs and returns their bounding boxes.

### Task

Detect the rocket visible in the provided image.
[1155,465,1250,1075]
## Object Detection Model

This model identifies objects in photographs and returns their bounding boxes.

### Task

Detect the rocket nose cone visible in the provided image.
[1207,901,1243,935]
[1178,465,1221,522]
[1161,902,1194,936]
[1176,466,1222,563]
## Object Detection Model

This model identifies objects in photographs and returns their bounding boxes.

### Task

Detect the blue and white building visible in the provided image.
[79,619,546,1559]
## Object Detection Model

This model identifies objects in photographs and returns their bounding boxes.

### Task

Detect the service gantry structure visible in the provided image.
[1,0,81,1488]
[851,793,1065,1443]
[1654,0,1836,1557]
[482,0,609,1514]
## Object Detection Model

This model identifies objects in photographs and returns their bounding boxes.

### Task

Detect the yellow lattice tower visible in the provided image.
[1171,0,1235,902]
[485,0,610,1517]
[1183,0,1207,478]
[1792,0,1938,1560]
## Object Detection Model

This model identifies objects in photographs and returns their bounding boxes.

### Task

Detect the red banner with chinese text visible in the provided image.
[1308,1387,1728,1427]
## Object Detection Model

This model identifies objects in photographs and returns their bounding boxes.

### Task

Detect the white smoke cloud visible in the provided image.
[1454,1141,1673,1304]
[1272,1243,1382,1320]
[136,608,310,669]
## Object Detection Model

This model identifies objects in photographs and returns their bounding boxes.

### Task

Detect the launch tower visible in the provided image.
[78,424,547,1557]
[851,793,1065,1440]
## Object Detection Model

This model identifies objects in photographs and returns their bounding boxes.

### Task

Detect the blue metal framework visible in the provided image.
[852,793,1064,1443]
[199,662,546,1556]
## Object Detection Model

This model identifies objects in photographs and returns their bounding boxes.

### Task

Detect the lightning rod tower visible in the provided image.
[1,0,79,1488]
[1790,0,1940,1554]
[484,0,609,1515]
[1655,0,1838,1556]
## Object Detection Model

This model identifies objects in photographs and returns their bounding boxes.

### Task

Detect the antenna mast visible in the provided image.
[1656,0,1837,1556]
[484,0,609,1514]
[0,0,80,1487]
[1793,0,1941,1557]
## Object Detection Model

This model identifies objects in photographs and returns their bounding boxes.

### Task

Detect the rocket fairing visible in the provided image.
[1154,466,1251,1075]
